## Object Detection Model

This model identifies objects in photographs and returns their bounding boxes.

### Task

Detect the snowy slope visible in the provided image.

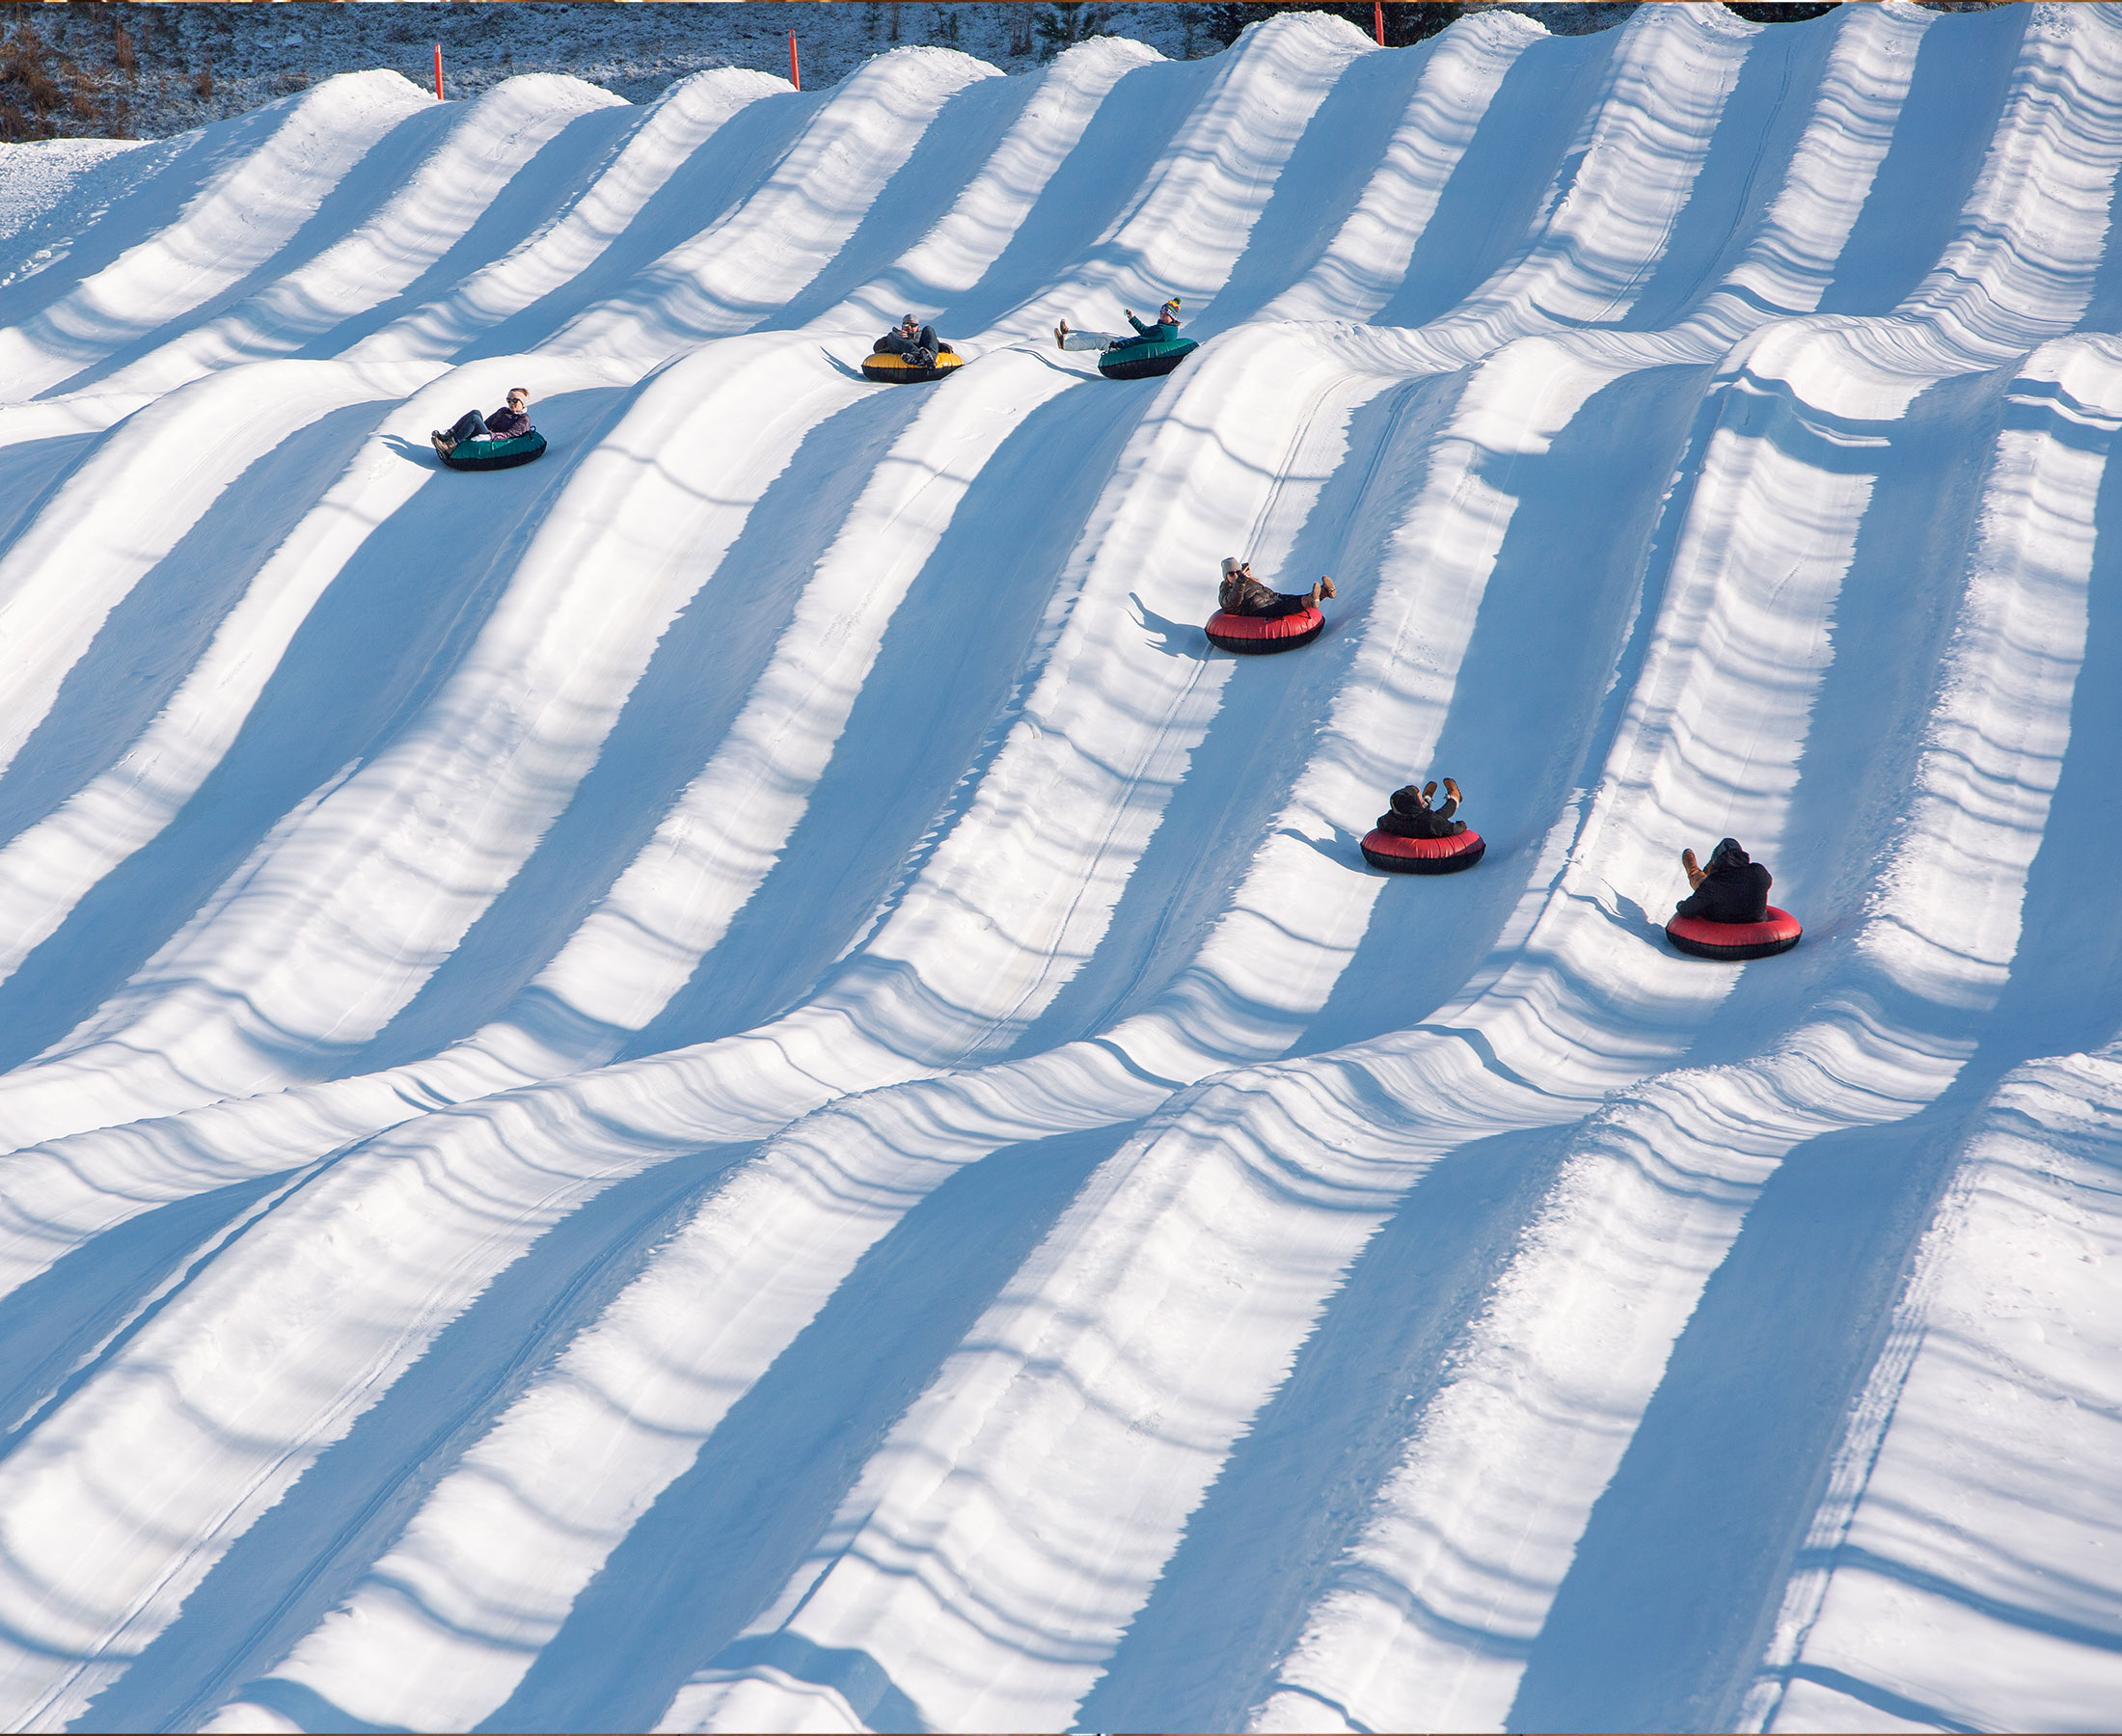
[0,6,2116,1732]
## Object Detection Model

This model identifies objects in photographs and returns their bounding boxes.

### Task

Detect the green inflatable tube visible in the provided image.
[1098,334,1199,381]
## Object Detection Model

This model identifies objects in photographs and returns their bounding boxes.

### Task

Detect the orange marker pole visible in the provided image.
[1374,2,1385,45]
[789,31,801,91]
[433,43,445,100]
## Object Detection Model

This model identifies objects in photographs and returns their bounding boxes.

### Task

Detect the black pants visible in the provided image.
[1241,591,1313,618]
[880,326,940,364]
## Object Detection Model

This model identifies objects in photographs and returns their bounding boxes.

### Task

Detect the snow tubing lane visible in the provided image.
[1361,827,1485,874]
[1205,607,1324,654]
[861,349,964,384]
[1666,907,1803,961]
[441,431,547,472]
[1099,336,1199,381]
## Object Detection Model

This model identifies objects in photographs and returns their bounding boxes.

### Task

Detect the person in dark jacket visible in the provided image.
[1056,297,1182,351]
[433,387,532,456]
[876,313,944,366]
[1217,556,1334,617]
[1675,837,1773,924]
[1378,777,1466,839]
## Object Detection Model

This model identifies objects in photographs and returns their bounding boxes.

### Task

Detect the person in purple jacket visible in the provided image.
[432,387,532,457]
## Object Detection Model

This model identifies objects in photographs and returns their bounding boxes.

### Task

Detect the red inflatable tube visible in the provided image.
[1666,907,1803,960]
[1204,606,1323,654]
[1360,827,1485,874]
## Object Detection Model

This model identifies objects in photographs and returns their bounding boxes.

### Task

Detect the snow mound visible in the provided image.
[0,7,2115,1732]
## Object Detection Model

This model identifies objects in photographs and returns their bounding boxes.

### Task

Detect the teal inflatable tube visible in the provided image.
[1098,335,1198,381]
[441,431,547,472]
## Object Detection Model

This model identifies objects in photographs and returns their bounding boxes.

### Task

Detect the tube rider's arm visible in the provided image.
[1128,312,1156,338]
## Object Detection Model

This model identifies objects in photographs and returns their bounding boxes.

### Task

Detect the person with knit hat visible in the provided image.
[1217,555,1334,618]
[1674,837,1774,924]
[1055,296,1183,351]
[876,312,944,366]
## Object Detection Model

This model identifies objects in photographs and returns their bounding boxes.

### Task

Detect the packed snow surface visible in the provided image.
[0,5,2117,1731]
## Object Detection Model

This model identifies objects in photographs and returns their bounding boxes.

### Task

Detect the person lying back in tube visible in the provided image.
[1675,837,1773,924]
[1217,556,1335,617]
[432,387,532,457]
[1377,778,1466,840]
[1054,296,1183,350]
[876,312,945,366]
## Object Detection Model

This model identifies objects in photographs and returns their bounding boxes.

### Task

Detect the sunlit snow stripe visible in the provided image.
[1717,0,1928,319]
[1257,11,1541,326]
[1780,0,2122,425]
[836,324,1353,1054]
[0,391,154,450]
[992,12,1368,342]
[342,68,787,366]
[488,347,1082,1068]
[1254,337,2117,1735]
[1898,3,2122,362]
[1745,1044,2122,1734]
[89,76,628,399]
[0,71,430,402]
[0,344,774,1149]
[1327,0,1764,378]
[1445,2,1755,338]
[548,48,999,366]
[0,361,435,782]
[0,359,536,995]
[813,37,1162,338]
